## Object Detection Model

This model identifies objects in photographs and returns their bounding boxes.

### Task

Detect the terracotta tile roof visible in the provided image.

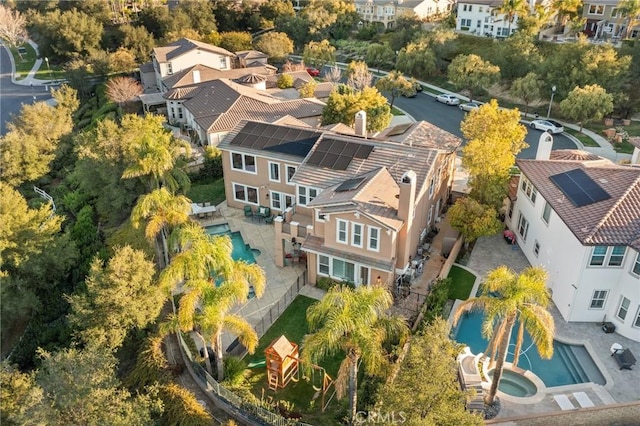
[309,167,404,231]
[314,82,335,98]
[517,159,640,250]
[549,149,603,161]
[266,71,313,89]
[508,175,520,201]
[163,85,202,100]
[321,123,356,135]
[236,50,268,60]
[182,80,324,134]
[162,64,276,90]
[376,121,461,152]
[153,38,234,62]
[271,115,313,128]
[302,235,396,272]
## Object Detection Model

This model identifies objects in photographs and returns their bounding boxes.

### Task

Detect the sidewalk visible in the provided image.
[4,39,54,87]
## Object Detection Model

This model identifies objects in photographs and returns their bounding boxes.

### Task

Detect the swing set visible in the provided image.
[264,335,336,412]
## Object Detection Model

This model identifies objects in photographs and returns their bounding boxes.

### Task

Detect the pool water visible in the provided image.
[204,225,257,264]
[455,311,605,388]
[488,369,537,397]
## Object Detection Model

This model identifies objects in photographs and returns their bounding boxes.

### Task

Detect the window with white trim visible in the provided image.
[542,201,552,225]
[609,246,626,266]
[285,165,296,185]
[533,240,540,257]
[231,153,256,173]
[220,56,227,68]
[332,258,355,282]
[233,183,258,204]
[167,62,173,74]
[590,246,627,267]
[352,223,363,248]
[427,206,433,225]
[517,212,529,242]
[337,219,348,244]
[297,186,318,206]
[428,176,435,198]
[611,7,619,17]
[368,226,380,252]
[269,162,280,182]
[319,255,330,275]
[634,307,640,328]
[617,296,630,321]
[632,252,640,276]
[520,177,537,204]
[590,290,608,309]
[315,209,326,222]
[588,4,604,14]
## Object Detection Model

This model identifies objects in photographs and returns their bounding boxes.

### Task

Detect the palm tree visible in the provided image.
[551,0,583,32]
[301,286,408,423]
[121,114,191,192]
[161,223,266,380]
[618,0,640,39]
[130,188,191,267]
[452,266,554,405]
[498,0,529,36]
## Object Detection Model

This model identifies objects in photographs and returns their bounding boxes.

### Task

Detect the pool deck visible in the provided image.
[196,201,308,352]
[462,234,640,421]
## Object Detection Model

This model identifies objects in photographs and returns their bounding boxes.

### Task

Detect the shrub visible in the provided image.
[277,74,294,89]
[315,277,355,291]
[419,278,452,327]
[223,356,249,387]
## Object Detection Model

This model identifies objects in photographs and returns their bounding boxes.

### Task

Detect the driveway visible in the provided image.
[0,45,50,135]
[393,93,577,159]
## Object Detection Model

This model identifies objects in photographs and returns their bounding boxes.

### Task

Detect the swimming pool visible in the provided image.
[454,311,605,389]
[204,224,256,264]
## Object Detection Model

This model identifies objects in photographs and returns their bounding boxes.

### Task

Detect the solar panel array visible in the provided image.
[386,122,413,137]
[306,138,374,171]
[549,168,611,207]
[335,177,366,192]
[230,121,321,157]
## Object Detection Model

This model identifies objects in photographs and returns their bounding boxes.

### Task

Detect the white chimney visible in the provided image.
[355,110,367,138]
[536,131,553,160]
[193,70,201,84]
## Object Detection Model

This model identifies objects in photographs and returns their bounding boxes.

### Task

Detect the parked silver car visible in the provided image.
[435,94,460,106]
[459,101,481,112]
[529,119,564,134]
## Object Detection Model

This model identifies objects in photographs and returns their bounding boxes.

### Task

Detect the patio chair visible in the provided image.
[257,206,271,220]
[612,348,637,370]
[264,214,274,224]
[244,205,253,217]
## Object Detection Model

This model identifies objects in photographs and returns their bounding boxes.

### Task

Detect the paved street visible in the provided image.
[0,45,50,135]
[394,92,578,159]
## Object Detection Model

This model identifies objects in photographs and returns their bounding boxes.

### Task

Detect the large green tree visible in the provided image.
[510,72,542,117]
[0,85,78,187]
[559,84,614,131]
[448,54,501,102]
[618,0,640,39]
[365,43,395,73]
[321,85,392,133]
[375,70,415,109]
[448,197,503,246]
[219,31,253,52]
[396,42,437,79]
[452,266,554,405]
[301,286,408,423]
[67,246,164,351]
[253,31,294,61]
[460,99,527,209]
[259,0,296,29]
[377,319,484,425]
[118,24,156,63]
[303,39,336,70]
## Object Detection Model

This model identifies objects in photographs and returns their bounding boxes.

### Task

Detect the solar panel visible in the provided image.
[386,123,413,137]
[230,122,320,157]
[354,144,374,159]
[333,156,351,170]
[549,169,610,207]
[306,138,374,170]
[336,177,366,192]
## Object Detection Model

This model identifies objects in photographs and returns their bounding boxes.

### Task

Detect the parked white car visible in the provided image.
[459,101,481,112]
[435,94,460,106]
[529,119,564,134]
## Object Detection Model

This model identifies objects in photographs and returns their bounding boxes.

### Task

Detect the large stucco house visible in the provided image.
[218,116,461,289]
[582,0,640,39]
[506,134,640,342]
[354,0,453,28]
[455,0,535,37]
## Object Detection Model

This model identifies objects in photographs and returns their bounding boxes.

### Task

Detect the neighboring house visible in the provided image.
[582,0,640,39]
[456,0,544,37]
[236,50,269,68]
[164,79,324,146]
[161,63,276,93]
[218,118,461,289]
[148,38,236,91]
[506,134,640,342]
[354,0,452,27]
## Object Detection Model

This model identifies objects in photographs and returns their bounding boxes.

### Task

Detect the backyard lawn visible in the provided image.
[447,265,476,300]
[187,178,226,206]
[245,295,347,423]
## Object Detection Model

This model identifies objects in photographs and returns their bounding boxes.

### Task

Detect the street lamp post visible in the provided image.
[44,57,54,83]
[30,82,36,102]
[547,85,556,118]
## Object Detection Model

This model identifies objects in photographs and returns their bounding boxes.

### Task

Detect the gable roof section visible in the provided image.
[153,38,234,62]
[376,121,461,152]
[309,167,403,231]
[517,159,640,250]
[163,64,276,90]
[236,50,268,60]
